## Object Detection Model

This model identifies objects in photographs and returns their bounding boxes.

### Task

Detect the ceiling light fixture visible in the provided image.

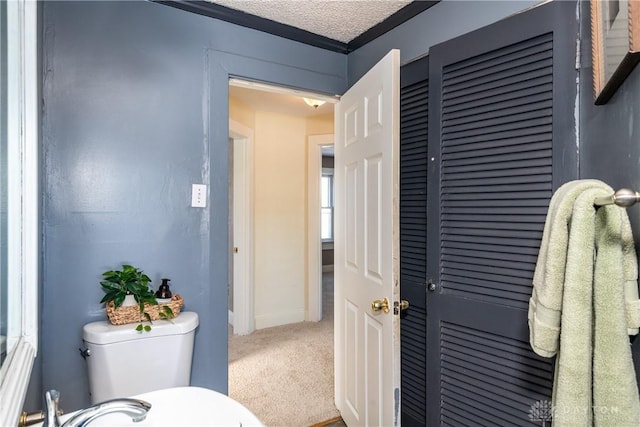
[303,98,326,109]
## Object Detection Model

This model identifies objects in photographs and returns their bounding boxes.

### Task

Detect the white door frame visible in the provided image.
[229,119,255,336]
[307,134,334,322]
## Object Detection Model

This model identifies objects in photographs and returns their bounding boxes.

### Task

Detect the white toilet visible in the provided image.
[82,311,199,403]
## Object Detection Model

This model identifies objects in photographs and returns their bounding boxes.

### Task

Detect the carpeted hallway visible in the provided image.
[229,273,340,427]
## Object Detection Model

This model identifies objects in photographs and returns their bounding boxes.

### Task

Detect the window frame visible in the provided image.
[0,1,39,425]
[320,168,334,242]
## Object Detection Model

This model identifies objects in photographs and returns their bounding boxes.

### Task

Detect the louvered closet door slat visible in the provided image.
[444,150,552,171]
[442,34,552,77]
[427,1,578,425]
[444,92,553,121]
[443,128,552,151]
[444,77,553,108]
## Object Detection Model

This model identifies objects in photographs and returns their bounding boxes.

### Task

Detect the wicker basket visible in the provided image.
[105,294,184,326]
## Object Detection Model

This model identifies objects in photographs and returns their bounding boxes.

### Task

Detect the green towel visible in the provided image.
[529,180,640,425]
[529,180,610,357]
[551,187,601,425]
[592,203,640,425]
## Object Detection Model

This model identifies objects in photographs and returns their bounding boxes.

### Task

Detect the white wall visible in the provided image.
[229,95,333,329]
[253,111,308,328]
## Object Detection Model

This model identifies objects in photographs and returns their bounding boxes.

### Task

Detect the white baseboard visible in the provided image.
[255,309,305,330]
[322,264,334,273]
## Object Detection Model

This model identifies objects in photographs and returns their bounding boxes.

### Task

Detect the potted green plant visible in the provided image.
[100,264,174,332]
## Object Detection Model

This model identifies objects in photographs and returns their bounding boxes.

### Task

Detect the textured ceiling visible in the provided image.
[207,0,412,43]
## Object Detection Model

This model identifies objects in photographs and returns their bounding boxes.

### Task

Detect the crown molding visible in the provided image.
[156,0,439,54]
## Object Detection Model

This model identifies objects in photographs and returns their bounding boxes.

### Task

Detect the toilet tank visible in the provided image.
[82,311,199,403]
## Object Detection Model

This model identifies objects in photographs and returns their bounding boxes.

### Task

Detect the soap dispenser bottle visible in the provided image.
[156,278,172,302]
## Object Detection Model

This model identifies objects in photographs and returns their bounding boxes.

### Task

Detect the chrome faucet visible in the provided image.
[44,390,152,427]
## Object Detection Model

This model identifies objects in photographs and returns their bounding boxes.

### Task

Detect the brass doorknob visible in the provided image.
[399,300,409,311]
[371,297,390,314]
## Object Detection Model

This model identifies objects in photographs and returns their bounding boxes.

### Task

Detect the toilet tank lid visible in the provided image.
[83,311,199,345]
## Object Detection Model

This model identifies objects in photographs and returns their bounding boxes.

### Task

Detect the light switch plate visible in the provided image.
[191,184,207,208]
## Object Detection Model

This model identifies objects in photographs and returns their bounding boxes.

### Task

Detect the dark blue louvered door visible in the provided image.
[425,1,578,425]
[400,56,429,427]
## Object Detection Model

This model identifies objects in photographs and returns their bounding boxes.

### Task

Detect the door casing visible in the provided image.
[229,118,255,336]
[307,134,335,322]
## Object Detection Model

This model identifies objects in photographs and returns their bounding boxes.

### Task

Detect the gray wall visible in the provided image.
[36,0,640,414]
[579,0,640,223]
[347,0,540,84]
[578,0,640,377]
[39,0,346,411]
[31,0,551,413]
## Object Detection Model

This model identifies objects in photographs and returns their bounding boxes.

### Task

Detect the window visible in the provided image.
[0,1,39,425]
[321,172,333,241]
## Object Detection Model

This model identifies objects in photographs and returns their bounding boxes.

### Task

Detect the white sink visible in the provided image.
[58,386,264,427]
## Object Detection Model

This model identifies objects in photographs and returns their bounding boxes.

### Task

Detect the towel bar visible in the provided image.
[594,188,640,207]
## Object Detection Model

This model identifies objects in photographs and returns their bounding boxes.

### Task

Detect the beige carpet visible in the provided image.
[229,273,339,427]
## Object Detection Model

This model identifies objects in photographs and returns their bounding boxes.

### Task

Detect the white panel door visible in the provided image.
[334,49,400,427]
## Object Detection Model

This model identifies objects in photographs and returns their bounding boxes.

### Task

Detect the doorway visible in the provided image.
[227,79,339,425]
